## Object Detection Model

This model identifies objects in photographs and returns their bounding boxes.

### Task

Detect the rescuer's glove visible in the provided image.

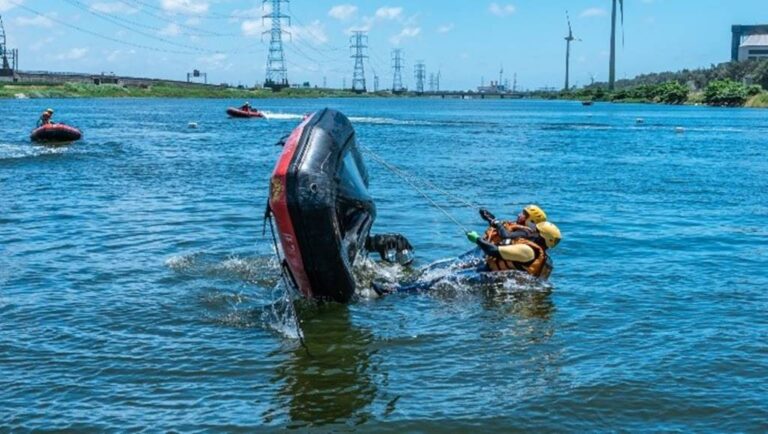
[479,208,496,224]
[466,231,481,244]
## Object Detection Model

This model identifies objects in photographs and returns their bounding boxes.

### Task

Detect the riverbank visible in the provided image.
[0,82,381,99]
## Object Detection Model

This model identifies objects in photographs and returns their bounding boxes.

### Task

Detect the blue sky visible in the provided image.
[1,0,766,89]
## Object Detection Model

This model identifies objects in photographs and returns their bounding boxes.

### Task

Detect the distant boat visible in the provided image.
[226,107,265,118]
[581,100,594,106]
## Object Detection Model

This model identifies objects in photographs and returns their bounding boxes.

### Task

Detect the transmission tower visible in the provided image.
[436,70,441,91]
[373,74,380,92]
[262,0,290,91]
[391,49,404,93]
[0,14,18,75]
[428,73,436,92]
[414,61,426,94]
[349,31,368,94]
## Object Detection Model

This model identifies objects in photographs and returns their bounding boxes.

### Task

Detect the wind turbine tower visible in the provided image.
[564,11,580,90]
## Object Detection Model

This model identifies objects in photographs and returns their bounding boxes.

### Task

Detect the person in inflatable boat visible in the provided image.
[37,108,54,127]
[240,101,253,112]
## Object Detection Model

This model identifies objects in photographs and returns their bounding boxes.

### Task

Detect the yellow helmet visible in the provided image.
[536,222,561,249]
[523,205,547,224]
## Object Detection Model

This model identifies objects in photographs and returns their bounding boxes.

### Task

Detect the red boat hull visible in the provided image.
[268,109,375,303]
[30,124,82,143]
[226,107,265,118]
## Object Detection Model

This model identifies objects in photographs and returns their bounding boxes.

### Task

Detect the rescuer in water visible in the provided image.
[371,205,562,295]
[37,108,54,127]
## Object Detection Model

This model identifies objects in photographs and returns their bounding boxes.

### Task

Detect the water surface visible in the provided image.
[1,98,767,431]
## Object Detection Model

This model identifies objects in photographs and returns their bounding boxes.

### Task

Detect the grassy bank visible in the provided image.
[745,93,768,108]
[0,82,378,99]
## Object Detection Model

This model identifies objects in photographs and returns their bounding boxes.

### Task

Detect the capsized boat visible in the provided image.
[30,124,82,144]
[268,109,375,303]
[226,107,265,118]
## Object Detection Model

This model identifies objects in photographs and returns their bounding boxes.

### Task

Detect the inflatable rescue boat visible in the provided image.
[30,124,82,144]
[226,107,265,118]
[268,109,376,303]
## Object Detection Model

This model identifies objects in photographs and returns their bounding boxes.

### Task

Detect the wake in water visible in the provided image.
[165,251,305,340]
[0,141,72,162]
[356,251,553,299]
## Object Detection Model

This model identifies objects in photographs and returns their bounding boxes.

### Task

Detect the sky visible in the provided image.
[1,0,767,90]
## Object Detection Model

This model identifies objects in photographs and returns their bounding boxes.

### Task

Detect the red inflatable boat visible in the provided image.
[30,124,82,144]
[268,109,375,303]
[226,107,265,118]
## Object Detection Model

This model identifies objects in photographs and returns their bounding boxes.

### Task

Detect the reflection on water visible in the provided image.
[270,304,377,428]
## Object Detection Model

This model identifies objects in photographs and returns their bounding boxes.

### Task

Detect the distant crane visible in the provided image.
[0,14,18,76]
[564,11,580,91]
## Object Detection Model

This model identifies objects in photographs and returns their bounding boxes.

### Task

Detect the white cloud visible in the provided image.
[14,14,54,28]
[289,20,329,45]
[159,23,181,36]
[161,0,209,15]
[0,0,22,13]
[105,49,136,62]
[489,3,516,17]
[328,4,357,21]
[90,2,138,14]
[580,7,607,18]
[437,23,454,34]
[390,26,420,45]
[57,48,89,60]
[241,19,268,36]
[198,52,231,70]
[375,7,402,20]
[30,37,55,51]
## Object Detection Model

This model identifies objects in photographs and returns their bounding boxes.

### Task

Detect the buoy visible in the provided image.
[675,127,685,134]
[636,117,645,124]
[188,122,198,129]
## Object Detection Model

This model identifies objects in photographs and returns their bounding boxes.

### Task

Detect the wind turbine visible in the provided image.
[564,11,580,91]
[608,0,625,90]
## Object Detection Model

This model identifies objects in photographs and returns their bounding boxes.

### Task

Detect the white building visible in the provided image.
[738,34,768,61]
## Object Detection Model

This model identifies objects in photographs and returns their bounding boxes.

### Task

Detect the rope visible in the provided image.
[360,145,483,210]
[361,146,471,234]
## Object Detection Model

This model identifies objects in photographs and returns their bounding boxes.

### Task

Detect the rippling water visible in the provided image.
[2,98,767,431]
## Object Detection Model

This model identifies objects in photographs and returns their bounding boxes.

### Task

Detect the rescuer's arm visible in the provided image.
[498,244,535,262]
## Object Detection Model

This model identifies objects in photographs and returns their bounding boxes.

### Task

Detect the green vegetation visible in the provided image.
[0,82,377,99]
[551,60,768,108]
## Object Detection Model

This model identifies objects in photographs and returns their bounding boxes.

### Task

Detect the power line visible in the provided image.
[126,0,261,20]
[112,0,239,37]
[8,1,205,55]
[63,0,210,53]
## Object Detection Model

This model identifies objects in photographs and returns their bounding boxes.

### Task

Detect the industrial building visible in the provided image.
[732,25,768,61]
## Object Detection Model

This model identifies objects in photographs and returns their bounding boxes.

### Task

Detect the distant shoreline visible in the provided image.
[0,82,388,99]
[3,82,767,108]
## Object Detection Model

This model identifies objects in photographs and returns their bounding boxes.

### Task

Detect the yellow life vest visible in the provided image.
[482,222,550,278]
